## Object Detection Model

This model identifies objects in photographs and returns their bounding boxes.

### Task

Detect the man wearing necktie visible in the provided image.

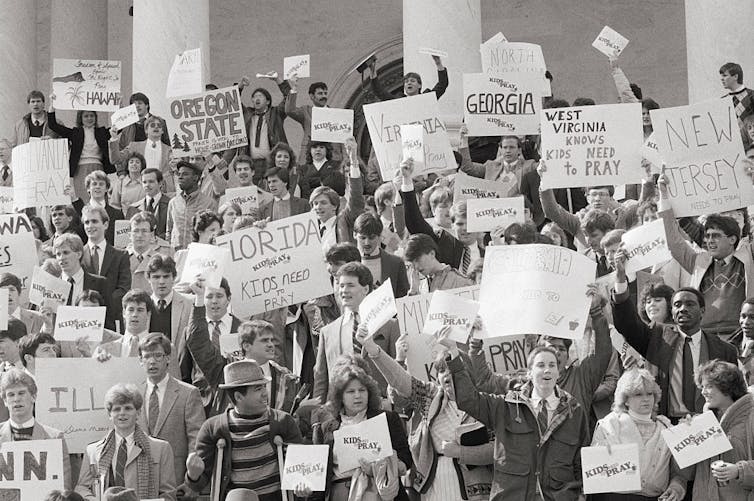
[125,168,171,240]
[0,139,12,187]
[127,212,172,293]
[93,290,154,360]
[54,233,108,308]
[11,90,58,146]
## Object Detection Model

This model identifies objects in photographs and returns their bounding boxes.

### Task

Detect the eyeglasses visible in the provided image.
[704,232,727,241]
[140,353,166,361]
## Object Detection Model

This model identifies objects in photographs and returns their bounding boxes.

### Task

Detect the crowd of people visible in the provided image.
[3,31,754,501]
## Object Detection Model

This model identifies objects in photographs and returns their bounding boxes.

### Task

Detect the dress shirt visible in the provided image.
[249,113,271,160]
[167,189,217,249]
[61,268,85,306]
[9,418,35,429]
[10,307,21,320]
[530,389,560,425]
[145,193,162,212]
[206,312,233,342]
[274,192,291,202]
[260,361,272,399]
[112,432,135,472]
[320,216,338,253]
[339,309,359,354]
[121,330,149,357]
[144,140,162,171]
[88,240,106,273]
[145,373,170,424]
[89,199,106,209]
[151,292,174,309]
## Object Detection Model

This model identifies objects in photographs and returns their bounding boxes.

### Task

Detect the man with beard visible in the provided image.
[285,76,344,164]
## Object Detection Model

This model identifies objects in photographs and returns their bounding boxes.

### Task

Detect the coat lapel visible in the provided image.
[100,245,114,276]
[0,422,12,442]
[154,378,179,435]
[30,423,51,440]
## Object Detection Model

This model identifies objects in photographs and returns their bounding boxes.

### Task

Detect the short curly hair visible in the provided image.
[696,360,748,401]
[612,368,661,414]
[326,355,382,414]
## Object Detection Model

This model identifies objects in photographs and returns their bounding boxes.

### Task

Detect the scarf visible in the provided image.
[97,424,155,499]
[627,409,653,423]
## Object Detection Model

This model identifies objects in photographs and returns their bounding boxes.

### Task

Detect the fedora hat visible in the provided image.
[219,359,271,389]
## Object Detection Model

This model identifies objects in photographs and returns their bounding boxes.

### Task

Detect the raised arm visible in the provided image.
[578,288,616,395]
[46,111,75,138]
[467,337,510,394]
[342,138,365,226]
[611,248,654,356]
[429,56,449,99]
[185,282,227,389]
[609,57,639,104]
[447,351,504,429]
[657,171,699,274]
[285,76,306,124]
[540,185,583,243]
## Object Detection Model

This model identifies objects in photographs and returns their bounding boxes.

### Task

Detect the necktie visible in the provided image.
[151,141,157,149]
[113,438,127,487]
[462,246,471,275]
[254,114,264,147]
[66,277,75,305]
[537,399,549,435]
[211,320,221,347]
[597,255,610,277]
[158,299,166,313]
[682,336,696,412]
[127,336,139,357]
[137,254,143,263]
[148,385,160,435]
[146,197,155,213]
[91,245,100,275]
[1,165,8,182]
[352,313,362,353]
[34,120,40,127]
[319,223,326,237]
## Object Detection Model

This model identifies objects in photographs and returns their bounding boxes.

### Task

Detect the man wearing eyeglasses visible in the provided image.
[138,333,204,498]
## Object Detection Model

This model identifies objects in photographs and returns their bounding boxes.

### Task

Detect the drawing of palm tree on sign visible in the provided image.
[66,84,86,108]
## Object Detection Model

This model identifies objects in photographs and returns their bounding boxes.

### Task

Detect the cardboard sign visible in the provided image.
[591,26,630,58]
[453,172,516,201]
[0,289,7,331]
[0,439,64,501]
[220,185,260,215]
[650,97,753,216]
[640,132,663,172]
[219,333,242,359]
[358,280,397,336]
[479,245,595,339]
[467,196,525,233]
[0,214,36,307]
[180,243,231,289]
[661,411,733,468]
[311,107,354,143]
[400,124,425,172]
[422,290,479,343]
[540,103,644,189]
[480,42,549,94]
[12,139,70,209]
[332,413,392,472]
[29,266,70,310]
[36,357,144,452]
[284,54,310,79]
[110,104,139,130]
[54,306,105,342]
[481,32,508,47]
[166,85,247,156]
[581,444,641,494]
[621,219,671,275]
[463,73,542,136]
[113,220,131,249]
[0,187,14,214]
[166,48,203,98]
[281,444,329,491]
[52,59,121,111]
[483,335,533,375]
[363,93,455,181]
[214,212,332,317]
[417,47,448,58]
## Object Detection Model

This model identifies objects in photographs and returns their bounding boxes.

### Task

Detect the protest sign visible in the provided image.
[610,329,645,368]
[113,219,131,249]
[284,54,310,79]
[180,243,231,289]
[54,306,105,342]
[483,335,532,375]
[363,93,455,180]
[219,333,242,360]
[281,444,329,491]
[467,196,525,233]
[0,214,36,306]
[358,280,397,336]
[12,139,70,209]
[418,47,448,58]
[0,289,6,331]
[481,32,507,47]
[453,172,516,201]
[613,184,626,201]
[423,290,479,343]
[539,103,644,189]
[480,41,549,95]
[661,411,733,468]
[640,132,663,172]
[401,124,425,172]
[220,186,260,215]
[166,85,247,156]
[36,358,144,452]
[463,72,542,136]
[166,48,203,97]
[581,444,641,494]
[591,26,630,58]
[29,266,70,310]
[0,439,64,501]
[332,413,392,472]
[52,59,121,112]
[479,245,595,339]
[214,212,332,317]
[110,104,139,130]
[651,97,753,216]
[311,107,354,143]
[621,219,671,275]
[0,187,13,213]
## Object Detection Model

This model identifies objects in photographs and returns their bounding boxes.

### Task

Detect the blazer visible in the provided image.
[612,288,737,416]
[0,421,72,490]
[377,249,410,298]
[47,112,114,176]
[11,112,59,146]
[258,196,310,221]
[241,81,290,157]
[76,434,176,501]
[117,114,170,151]
[82,242,131,331]
[313,316,400,402]
[128,242,173,292]
[166,292,197,381]
[139,376,204,483]
[72,200,125,246]
[109,140,175,194]
[125,195,171,240]
[334,174,364,244]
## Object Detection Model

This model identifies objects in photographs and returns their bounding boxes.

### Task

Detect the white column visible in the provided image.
[685,0,754,103]
[0,0,37,141]
[132,0,210,118]
[108,0,133,103]
[403,0,481,125]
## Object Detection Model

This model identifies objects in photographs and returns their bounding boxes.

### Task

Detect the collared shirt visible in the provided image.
[260,361,272,399]
[113,176,144,212]
[89,199,106,209]
[144,140,162,171]
[145,192,162,211]
[151,291,174,310]
[249,113,271,160]
[274,192,291,202]
[10,307,21,320]
[112,432,136,472]
[9,418,35,429]
[669,329,702,416]
[320,216,338,253]
[339,309,359,354]
[530,389,560,425]
[121,330,149,357]
[145,373,170,424]
[88,240,106,273]
[167,188,217,249]
[206,312,233,343]
[62,268,85,305]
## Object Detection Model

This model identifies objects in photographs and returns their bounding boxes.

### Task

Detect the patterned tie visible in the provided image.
[91,244,100,275]
[66,277,75,305]
[158,299,166,313]
[211,320,221,347]
[254,114,264,147]
[1,165,8,182]
[319,223,326,237]
[148,385,159,435]
[462,246,471,275]
[682,336,696,412]
[113,438,127,486]
[537,399,549,435]
[352,313,362,353]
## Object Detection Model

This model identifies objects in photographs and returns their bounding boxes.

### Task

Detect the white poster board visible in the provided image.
[52,59,121,111]
[29,266,71,310]
[0,439,64,501]
[284,54,310,80]
[467,196,525,233]
[422,290,479,343]
[463,72,542,136]
[166,48,203,98]
[480,42,549,94]
[479,245,595,339]
[54,306,106,342]
[12,139,70,209]
[311,107,354,143]
[214,212,332,317]
[110,104,139,130]
[621,219,672,275]
[454,172,516,201]
[281,444,328,491]
[0,289,7,331]
[640,132,663,172]
[400,124,425,172]
[113,219,131,249]
[581,444,641,494]
[180,243,231,289]
[540,103,644,189]
[0,214,36,307]
[661,411,733,468]
[219,332,242,359]
[0,187,14,214]
[591,26,630,58]
[332,413,392,472]
[650,97,753,216]
[220,185,260,215]
[358,280,397,336]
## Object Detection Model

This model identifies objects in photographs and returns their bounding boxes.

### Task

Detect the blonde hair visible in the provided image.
[612,368,661,414]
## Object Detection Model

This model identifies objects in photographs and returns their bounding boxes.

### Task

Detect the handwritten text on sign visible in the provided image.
[358,280,397,336]
[0,439,64,501]
[214,212,331,317]
[661,411,732,468]
[0,214,36,307]
[166,48,203,98]
[166,85,247,156]
[650,97,753,216]
[52,59,121,112]
[29,266,70,309]
[591,26,629,58]
[540,103,644,189]
[463,73,542,136]
[12,139,70,209]
[479,245,595,339]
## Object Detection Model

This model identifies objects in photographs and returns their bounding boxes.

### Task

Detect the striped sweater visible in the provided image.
[227,409,280,497]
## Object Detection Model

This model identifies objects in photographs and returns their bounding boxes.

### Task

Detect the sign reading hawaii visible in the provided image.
[52,59,121,112]
[661,411,732,468]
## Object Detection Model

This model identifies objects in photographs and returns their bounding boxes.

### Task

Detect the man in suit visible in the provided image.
[0,368,72,489]
[81,205,131,331]
[0,139,12,187]
[729,298,754,386]
[459,135,536,193]
[353,213,409,298]
[126,168,171,240]
[137,333,203,489]
[110,115,175,194]
[95,290,155,359]
[284,77,343,164]
[0,273,46,336]
[312,262,400,403]
[18,333,59,374]
[612,248,737,420]
[258,167,310,221]
[127,211,172,293]
[54,233,108,308]
[72,170,125,246]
